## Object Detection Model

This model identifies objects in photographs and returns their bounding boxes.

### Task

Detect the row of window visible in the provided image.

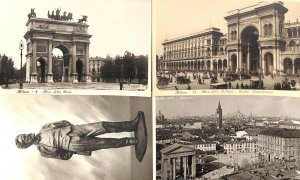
[164,48,228,60]
[164,38,226,52]
[287,27,300,38]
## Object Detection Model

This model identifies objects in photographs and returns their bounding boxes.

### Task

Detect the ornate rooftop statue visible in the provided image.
[28,8,36,20]
[78,15,88,23]
[47,9,73,21]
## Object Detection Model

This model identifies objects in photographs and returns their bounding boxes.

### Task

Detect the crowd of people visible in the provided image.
[274,79,297,90]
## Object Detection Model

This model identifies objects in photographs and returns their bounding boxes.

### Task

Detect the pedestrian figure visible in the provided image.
[228,82,232,89]
[236,83,239,89]
[241,82,244,89]
[120,81,123,90]
[187,84,191,90]
[175,86,178,90]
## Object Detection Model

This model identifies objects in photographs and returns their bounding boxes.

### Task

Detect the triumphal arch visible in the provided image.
[24,9,92,83]
[225,1,288,75]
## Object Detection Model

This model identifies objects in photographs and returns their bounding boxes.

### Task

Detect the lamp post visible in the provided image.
[19,40,24,89]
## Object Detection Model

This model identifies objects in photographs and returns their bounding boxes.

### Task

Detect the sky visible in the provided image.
[155,95,300,119]
[0,0,151,68]
[0,95,152,180]
[154,0,300,56]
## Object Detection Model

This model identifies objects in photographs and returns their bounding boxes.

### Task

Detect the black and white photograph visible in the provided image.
[0,0,150,94]
[0,95,152,180]
[155,0,300,91]
[156,95,300,179]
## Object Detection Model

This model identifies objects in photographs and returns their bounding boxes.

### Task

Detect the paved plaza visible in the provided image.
[200,153,257,179]
[157,72,300,90]
[1,82,148,91]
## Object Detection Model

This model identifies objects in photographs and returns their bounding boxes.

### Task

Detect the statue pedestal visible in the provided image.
[134,111,147,162]
[85,75,92,83]
[72,73,78,83]
[47,74,54,83]
[30,74,38,83]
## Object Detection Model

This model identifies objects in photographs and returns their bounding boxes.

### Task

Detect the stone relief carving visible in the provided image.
[74,36,88,41]
[33,33,52,39]
[53,41,72,49]
[36,22,49,29]
[76,46,84,55]
[74,26,87,33]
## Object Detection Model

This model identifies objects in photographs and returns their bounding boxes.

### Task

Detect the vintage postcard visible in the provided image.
[0,95,152,180]
[155,95,300,179]
[153,0,300,96]
[0,0,151,96]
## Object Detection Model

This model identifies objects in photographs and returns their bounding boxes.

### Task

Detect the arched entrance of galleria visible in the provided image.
[241,26,260,72]
[24,15,92,83]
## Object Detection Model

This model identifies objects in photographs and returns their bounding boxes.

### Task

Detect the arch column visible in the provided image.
[247,43,250,72]
[85,43,91,83]
[172,158,176,180]
[273,49,277,75]
[47,40,54,82]
[25,54,31,82]
[238,49,242,73]
[183,156,187,179]
[30,40,38,83]
[293,62,295,74]
[71,42,78,83]
[191,155,196,178]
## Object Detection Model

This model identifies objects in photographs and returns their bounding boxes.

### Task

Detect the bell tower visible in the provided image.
[216,101,223,129]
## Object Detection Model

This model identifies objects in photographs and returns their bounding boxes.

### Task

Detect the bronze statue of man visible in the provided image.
[16,111,147,162]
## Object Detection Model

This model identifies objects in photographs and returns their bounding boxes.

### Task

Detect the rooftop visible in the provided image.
[162,27,221,45]
[224,140,257,144]
[259,128,300,138]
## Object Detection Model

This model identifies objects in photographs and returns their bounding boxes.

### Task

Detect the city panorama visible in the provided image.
[156,95,300,179]
[156,1,300,90]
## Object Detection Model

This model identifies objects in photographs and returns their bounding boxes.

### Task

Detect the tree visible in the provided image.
[13,63,26,82]
[100,55,114,82]
[114,55,123,82]
[135,55,148,84]
[52,56,63,82]
[0,54,15,86]
[123,51,135,83]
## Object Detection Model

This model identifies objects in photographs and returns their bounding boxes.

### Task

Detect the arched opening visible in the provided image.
[219,47,224,55]
[197,61,201,70]
[206,60,211,70]
[37,58,46,83]
[231,54,237,72]
[191,61,194,70]
[213,60,217,71]
[283,58,293,75]
[76,59,84,82]
[201,61,204,70]
[264,52,273,75]
[223,59,227,70]
[207,47,211,56]
[218,60,222,71]
[53,45,70,82]
[295,58,300,75]
[241,26,259,72]
[289,40,296,51]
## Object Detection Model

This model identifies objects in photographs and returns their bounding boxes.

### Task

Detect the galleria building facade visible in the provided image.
[157,1,300,76]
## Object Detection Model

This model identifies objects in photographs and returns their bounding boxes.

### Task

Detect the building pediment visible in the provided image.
[161,143,196,155]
